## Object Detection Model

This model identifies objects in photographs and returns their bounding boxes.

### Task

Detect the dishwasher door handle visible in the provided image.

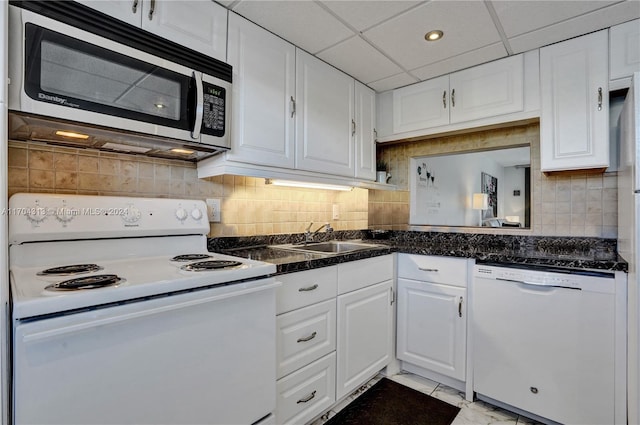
[496,277,581,291]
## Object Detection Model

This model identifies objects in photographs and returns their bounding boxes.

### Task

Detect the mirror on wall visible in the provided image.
[409,146,531,228]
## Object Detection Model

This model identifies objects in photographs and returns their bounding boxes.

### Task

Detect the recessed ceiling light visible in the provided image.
[425,30,443,42]
[154,103,166,109]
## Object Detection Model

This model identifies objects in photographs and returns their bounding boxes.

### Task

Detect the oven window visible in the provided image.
[24,24,192,130]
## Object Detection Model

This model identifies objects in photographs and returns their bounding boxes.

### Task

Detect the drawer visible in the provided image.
[277,299,336,379]
[398,254,468,287]
[337,255,393,295]
[276,352,336,425]
[277,267,338,314]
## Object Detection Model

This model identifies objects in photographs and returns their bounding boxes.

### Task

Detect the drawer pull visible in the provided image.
[418,267,439,272]
[298,284,318,292]
[297,331,317,343]
[530,387,538,394]
[458,296,463,318]
[297,390,317,404]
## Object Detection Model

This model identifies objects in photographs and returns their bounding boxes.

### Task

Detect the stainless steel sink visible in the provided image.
[271,241,384,255]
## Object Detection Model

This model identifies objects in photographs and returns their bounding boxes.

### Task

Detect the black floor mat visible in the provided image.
[324,378,461,425]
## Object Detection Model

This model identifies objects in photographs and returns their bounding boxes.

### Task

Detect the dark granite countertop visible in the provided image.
[209,230,628,275]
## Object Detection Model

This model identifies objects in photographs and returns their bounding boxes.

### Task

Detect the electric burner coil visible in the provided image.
[45,274,123,291]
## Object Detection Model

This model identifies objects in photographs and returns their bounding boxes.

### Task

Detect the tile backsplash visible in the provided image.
[9,121,618,239]
[370,122,618,238]
[8,141,368,236]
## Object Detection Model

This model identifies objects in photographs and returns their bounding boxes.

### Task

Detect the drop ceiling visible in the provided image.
[219,0,640,92]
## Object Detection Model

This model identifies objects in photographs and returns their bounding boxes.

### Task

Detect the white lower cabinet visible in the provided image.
[276,353,336,425]
[275,256,394,424]
[396,279,466,381]
[276,299,336,379]
[336,279,394,400]
[396,254,469,386]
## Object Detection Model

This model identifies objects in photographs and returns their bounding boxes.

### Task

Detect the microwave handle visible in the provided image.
[191,71,203,140]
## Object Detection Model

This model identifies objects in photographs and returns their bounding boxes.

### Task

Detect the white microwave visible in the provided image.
[8,3,231,158]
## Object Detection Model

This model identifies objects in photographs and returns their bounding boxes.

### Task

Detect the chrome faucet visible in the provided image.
[303,222,333,244]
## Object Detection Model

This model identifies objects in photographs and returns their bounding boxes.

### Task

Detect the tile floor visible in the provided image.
[311,372,545,425]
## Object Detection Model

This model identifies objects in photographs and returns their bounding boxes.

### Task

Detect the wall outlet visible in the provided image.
[206,198,221,223]
[332,204,340,220]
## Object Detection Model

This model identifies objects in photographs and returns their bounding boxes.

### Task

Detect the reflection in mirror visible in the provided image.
[409,147,530,228]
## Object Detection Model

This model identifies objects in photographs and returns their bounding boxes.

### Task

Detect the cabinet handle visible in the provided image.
[458,296,463,318]
[374,128,378,139]
[290,96,296,118]
[530,387,539,394]
[390,287,395,305]
[297,331,317,343]
[597,87,603,111]
[352,119,356,136]
[418,267,439,272]
[297,390,317,404]
[131,0,138,13]
[443,90,447,109]
[451,89,455,107]
[148,0,155,20]
[298,284,318,292]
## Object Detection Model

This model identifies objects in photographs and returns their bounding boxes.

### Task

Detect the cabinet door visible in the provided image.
[296,50,355,177]
[75,0,142,27]
[610,19,640,87]
[449,54,524,124]
[540,30,609,172]
[355,82,376,180]
[141,1,227,61]
[336,280,393,399]
[397,278,466,381]
[393,75,449,133]
[226,14,296,168]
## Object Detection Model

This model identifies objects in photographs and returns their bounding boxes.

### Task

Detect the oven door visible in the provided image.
[13,279,278,425]
[9,7,201,143]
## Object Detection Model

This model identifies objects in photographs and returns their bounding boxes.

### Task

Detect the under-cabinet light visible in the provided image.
[55,130,90,140]
[170,148,195,155]
[265,178,353,191]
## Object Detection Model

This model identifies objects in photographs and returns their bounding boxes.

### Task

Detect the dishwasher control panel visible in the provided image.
[474,264,615,294]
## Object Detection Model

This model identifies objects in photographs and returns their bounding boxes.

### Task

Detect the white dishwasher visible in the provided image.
[473,263,620,425]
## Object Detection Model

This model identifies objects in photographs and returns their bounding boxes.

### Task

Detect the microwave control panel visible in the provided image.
[201,82,226,137]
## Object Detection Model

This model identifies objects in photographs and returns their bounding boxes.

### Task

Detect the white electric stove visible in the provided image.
[9,193,278,425]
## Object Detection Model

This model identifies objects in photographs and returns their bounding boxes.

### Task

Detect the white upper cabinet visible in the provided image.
[448,55,524,123]
[295,49,355,178]
[226,13,295,168]
[387,53,528,139]
[354,82,376,180]
[76,0,227,61]
[610,19,640,90]
[393,75,449,133]
[540,30,609,172]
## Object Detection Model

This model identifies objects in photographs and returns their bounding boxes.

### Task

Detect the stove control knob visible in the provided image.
[122,206,142,224]
[55,206,76,224]
[175,207,188,222]
[191,208,203,220]
[26,203,48,224]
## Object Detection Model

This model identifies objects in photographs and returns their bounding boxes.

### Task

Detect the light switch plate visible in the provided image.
[332,204,339,220]
[206,198,221,222]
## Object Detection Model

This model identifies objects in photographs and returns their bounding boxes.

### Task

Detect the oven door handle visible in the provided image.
[22,281,279,344]
[191,70,203,140]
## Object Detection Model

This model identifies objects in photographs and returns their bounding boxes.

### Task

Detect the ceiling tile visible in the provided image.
[317,36,404,84]
[491,0,619,38]
[410,43,507,81]
[367,72,419,92]
[319,1,422,32]
[232,0,355,54]
[508,1,640,54]
[364,1,502,71]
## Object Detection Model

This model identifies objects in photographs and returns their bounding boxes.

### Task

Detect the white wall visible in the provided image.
[1,0,8,423]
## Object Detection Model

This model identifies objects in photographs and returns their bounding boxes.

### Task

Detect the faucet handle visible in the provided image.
[325,223,333,232]
[305,222,313,232]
